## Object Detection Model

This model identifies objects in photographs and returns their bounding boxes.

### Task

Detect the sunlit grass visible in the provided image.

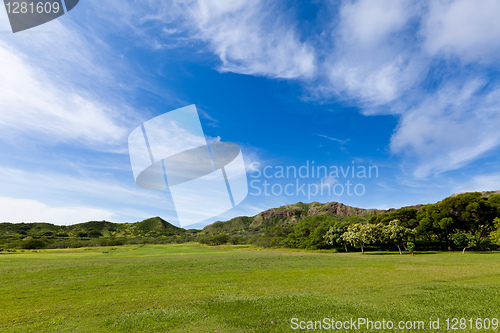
[1,244,499,332]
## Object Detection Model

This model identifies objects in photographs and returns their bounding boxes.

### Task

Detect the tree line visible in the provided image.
[233,192,500,253]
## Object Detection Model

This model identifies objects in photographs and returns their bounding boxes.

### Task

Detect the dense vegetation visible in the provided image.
[0,217,199,251]
[2,192,500,254]
[199,192,500,253]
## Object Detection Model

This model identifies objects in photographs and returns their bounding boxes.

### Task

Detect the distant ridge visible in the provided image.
[201,201,386,235]
[0,216,186,238]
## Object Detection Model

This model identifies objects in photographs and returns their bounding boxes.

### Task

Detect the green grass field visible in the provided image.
[1,244,500,332]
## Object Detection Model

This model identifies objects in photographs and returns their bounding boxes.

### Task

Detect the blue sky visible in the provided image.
[1,0,500,227]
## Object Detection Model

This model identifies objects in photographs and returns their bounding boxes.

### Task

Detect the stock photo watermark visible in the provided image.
[3,0,79,33]
[290,317,499,331]
[249,161,378,200]
[128,105,248,227]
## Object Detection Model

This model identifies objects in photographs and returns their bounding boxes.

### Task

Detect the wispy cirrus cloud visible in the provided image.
[0,166,175,224]
[322,0,427,107]
[317,134,349,145]
[0,7,147,150]
[0,42,129,147]
[98,0,317,79]
[391,78,500,178]
[187,0,316,79]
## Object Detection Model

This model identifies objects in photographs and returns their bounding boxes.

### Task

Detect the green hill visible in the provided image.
[201,201,385,237]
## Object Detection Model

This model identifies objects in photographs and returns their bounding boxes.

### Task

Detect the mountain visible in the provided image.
[4,191,499,242]
[131,217,184,236]
[201,201,385,236]
[0,217,185,238]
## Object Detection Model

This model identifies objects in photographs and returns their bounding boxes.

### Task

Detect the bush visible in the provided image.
[229,236,246,245]
[106,239,125,246]
[21,239,46,249]
[199,234,230,246]
[89,230,103,238]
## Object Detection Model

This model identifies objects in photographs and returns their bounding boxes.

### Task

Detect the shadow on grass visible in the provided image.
[363,251,439,255]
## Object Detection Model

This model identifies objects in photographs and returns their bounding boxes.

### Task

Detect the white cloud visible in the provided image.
[187,0,316,79]
[423,0,500,63]
[0,6,144,150]
[0,166,160,204]
[323,0,426,106]
[81,0,316,79]
[0,42,129,147]
[391,79,500,178]
[0,197,116,225]
[455,174,500,194]
[0,166,175,222]
[338,0,410,47]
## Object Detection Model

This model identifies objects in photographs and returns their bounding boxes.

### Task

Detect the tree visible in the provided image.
[199,234,230,246]
[287,215,337,249]
[489,217,500,249]
[452,231,477,254]
[89,230,103,238]
[21,238,46,250]
[324,221,351,252]
[416,203,451,244]
[372,208,419,228]
[382,219,416,254]
[440,193,497,243]
[341,223,379,254]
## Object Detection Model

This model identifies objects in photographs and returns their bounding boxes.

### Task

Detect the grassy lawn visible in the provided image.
[1,244,499,332]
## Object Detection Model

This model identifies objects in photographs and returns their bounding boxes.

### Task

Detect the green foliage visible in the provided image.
[324,219,356,252]
[372,208,419,228]
[342,223,379,254]
[198,234,230,246]
[382,219,417,254]
[489,218,500,246]
[407,241,415,253]
[452,231,477,253]
[285,215,338,250]
[21,238,46,249]
[88,230,103,238]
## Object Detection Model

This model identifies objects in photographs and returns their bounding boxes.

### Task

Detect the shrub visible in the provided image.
[89,230,103,238]
[199,234,230,246]
[21,239,46,249]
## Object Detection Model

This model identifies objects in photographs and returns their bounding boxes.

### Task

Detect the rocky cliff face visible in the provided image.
[307,201,384,217]
[203,201,389,233]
